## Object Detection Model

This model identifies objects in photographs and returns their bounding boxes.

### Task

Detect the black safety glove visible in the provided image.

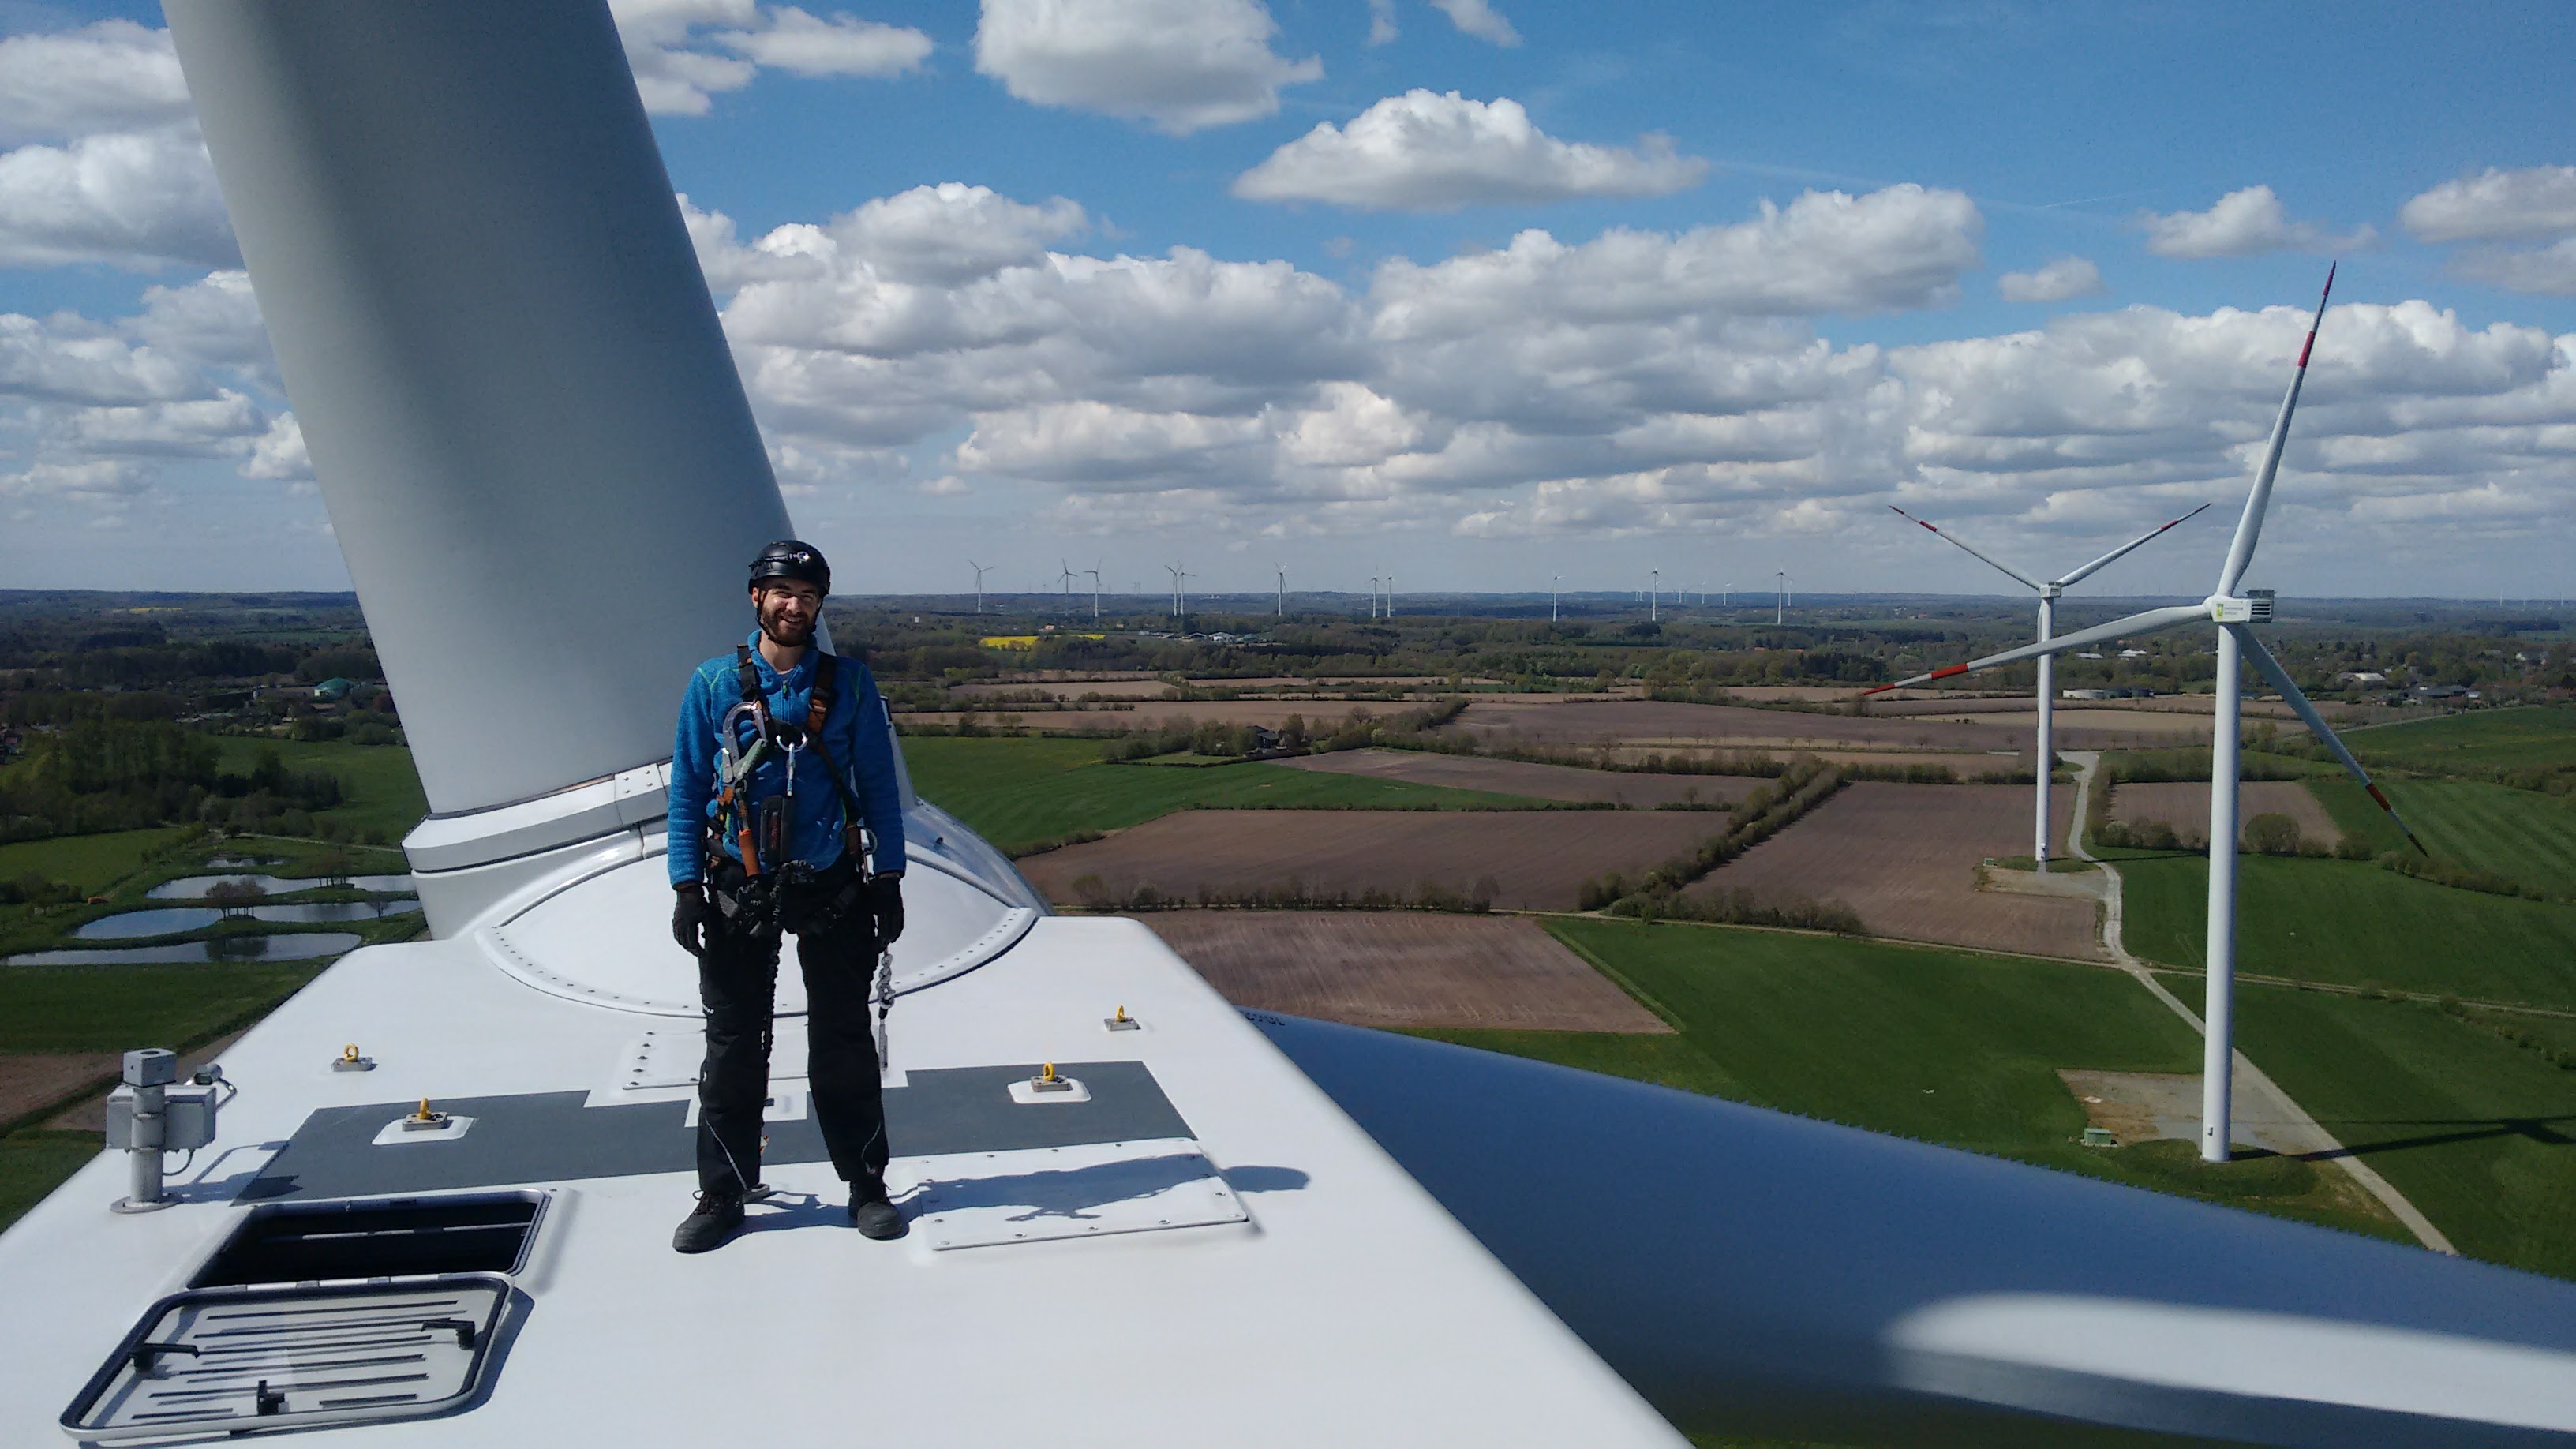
[867,873,904,945]
[672,884,712,957]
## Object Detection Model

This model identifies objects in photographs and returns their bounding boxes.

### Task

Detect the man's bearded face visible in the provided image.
[754,581,821,648]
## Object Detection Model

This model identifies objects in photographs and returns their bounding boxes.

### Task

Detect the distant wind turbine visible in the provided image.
[1869,265,2424,1164]
[1774,571,1788,624]
[1058,559,1079,611]
[1084,561,1102,621]
[1550,575,1559,623]
[1649,568,1661,623]
[968,559,990,615]
[1275,564,1287,619]
[1887,498,2212,867]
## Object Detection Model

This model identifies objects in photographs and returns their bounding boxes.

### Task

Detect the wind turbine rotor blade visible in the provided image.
[2226,624,2428,855]
[1863,604,2208,694]
[1886,506,2043,591]
[2054,502,2215,587]
[2218,264,2335,596]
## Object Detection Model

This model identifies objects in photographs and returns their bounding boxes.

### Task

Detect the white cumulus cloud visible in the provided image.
[2140,185,2374,260]
[973,0,1321,135]
[1430,0,1521,46]
[716,6,933,76]
[1366,0,1398,45]
[1369,184,1983,337]
[2400,166,2576,244]
[1234,92,1705,212]
[0,313,204,406]
[0,21,237,273]
[0,20,191,147]
[1998,256,2104,303]
[608,0,931,114]
[2448,239,2576,298]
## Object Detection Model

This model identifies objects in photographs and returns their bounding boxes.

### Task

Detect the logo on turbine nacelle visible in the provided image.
[2208,590,2275,624]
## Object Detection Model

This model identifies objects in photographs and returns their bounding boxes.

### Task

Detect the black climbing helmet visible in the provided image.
[748,539,830,595]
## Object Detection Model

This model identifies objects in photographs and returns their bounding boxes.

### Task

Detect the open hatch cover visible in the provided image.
[62,1275,510,1440]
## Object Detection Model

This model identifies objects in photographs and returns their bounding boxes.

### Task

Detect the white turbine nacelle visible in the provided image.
[2207,591,2275,624]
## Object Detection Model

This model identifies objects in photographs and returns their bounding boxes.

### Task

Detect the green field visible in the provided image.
[2222,979,2576,1279]
[900,736,1563,854]
[2121,854,2576,1009]
[1417,919,2399,1237]
[2345,704,2576,775]
[2309,777,2576,899]
[0,962,324,1054]
[0,828,191,894]
[211,736,429,842]
[0,1132,99,1230]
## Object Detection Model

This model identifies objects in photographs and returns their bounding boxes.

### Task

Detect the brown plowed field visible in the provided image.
[1141,911,1668,1032]
[1688,781,2100,959]
[0,1053,114,1126]
[1588,747,2028,777]
[2108,780,2340,849]
[1020,809,1729,912]
[1440,696,2311,756]
[1268,749,1762,807]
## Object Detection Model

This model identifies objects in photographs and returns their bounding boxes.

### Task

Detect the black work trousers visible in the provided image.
[695,862,888,1198]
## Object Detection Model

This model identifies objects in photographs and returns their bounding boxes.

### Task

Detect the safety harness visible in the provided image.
[706,645,897,1068]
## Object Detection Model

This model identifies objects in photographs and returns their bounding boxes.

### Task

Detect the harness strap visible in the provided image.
[724,646,872,872]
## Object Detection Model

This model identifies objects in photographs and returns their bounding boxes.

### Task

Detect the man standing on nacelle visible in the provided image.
[668,541,909,1252]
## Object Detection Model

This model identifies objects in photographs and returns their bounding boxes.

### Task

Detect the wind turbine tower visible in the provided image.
[1084,562,1102,621]
[1870,267,2423,1163]
[1649,568,1660,623]
[968,559,991,615]
[1275,564,1286,619]
[1774,571,1788,624]
[1886,500,2211,867]
[1551,575,1559,623]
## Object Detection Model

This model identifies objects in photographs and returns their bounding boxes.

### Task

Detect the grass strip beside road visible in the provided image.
[1418,919,2400,1240]
[902,736,1564,856]
[2119,853,2576,1009]
[2218,976,2576,1280]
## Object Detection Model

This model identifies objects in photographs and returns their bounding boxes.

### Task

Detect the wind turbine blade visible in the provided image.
[2054,503,2215,587]
[1863,603,2208,694]
[2217,264,2335,596]
[2226,624,2428,855]
[1887,506,2043,592]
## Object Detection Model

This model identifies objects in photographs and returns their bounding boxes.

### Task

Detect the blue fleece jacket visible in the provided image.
[667,632,908,886]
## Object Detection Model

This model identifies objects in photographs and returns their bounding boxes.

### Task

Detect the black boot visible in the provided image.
[673,1190,745,1253]
[848,1179,904,1241]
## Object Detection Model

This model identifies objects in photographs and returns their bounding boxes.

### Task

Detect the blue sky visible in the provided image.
[2,0,2571,603]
